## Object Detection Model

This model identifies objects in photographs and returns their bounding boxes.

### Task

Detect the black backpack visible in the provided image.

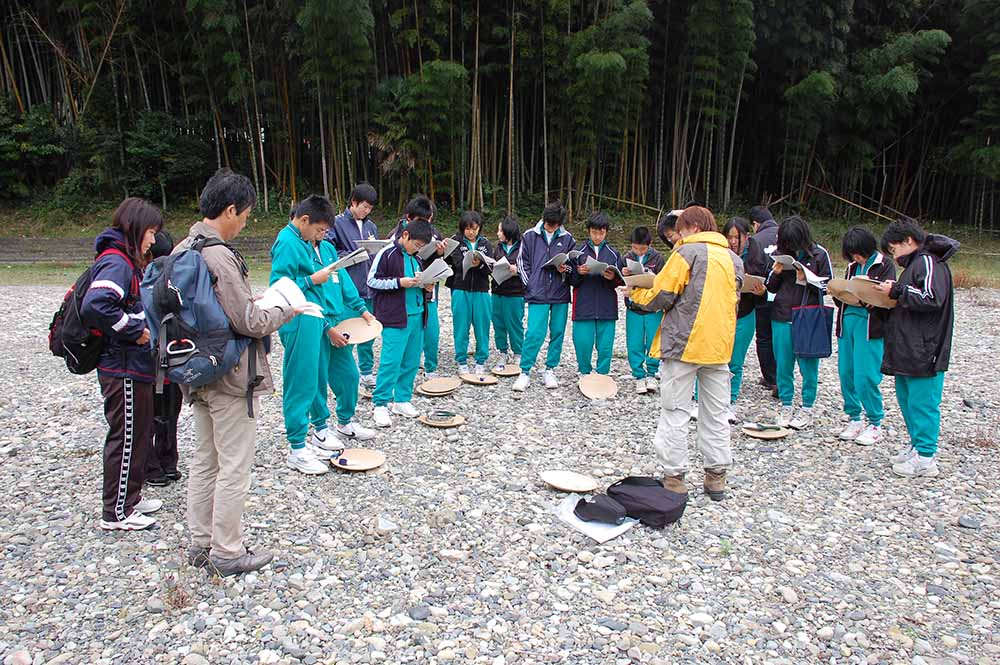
[48,248,136,375]
[607,476,687,529]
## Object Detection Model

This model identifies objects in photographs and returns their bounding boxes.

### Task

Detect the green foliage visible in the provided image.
[117,112,210,208]
[0,100,65,200]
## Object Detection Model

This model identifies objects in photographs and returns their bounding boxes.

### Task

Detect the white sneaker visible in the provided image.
[725,405,738,424]
[309,428,342,452]
[635,379,648,395]
[789,407,813,430]
[688,401,699,421]
[336,422,376,441]
[456,364,470,375]
[855,424,883,446]
[390,402,419,418]
[474,364,486,375]
[287,447,329,475]
[838,420,866,441]
[100,511,156,531]
[892,454,939,478]
[308,443,335,461]
[891,445,917,465]
[493,361,506,372]
[360,374,377,388]
[543,369,559,389]
[512,354,521,368]
[133,498,163,514]
[645,377,658,393]
[776,405,795,428]
[373,406,392,427]
[512,373,530,392]
[424,371,439,380]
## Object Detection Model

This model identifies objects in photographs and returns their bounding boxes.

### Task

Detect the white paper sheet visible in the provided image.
[626,258,647,275]
[357,239,391,256]
[553,494,638,544]
[256,278,324,318]
[416,258,454,286]
[770,255,828,289]
[326,247,369,272]
[740,274,766,293]
[491,256,516,285]
[541,250,582,269]
[462,249,495,279]
[418,237,459,261]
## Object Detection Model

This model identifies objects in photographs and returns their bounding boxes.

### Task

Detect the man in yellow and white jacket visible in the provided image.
[629,206,744,501]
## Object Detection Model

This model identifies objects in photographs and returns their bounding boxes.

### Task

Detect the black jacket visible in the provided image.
[623,247,666,313]
[445,234,493,292]
[834,251,896,340]
[745,219,778,309]
[764,244,834,322]
[881,235,958,377]
[491,241,525,297]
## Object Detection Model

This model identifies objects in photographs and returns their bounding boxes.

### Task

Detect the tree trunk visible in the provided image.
[506,4,515,213]
[243,0,268,211]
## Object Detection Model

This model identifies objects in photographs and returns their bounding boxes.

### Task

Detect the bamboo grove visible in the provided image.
[1,0,998,227]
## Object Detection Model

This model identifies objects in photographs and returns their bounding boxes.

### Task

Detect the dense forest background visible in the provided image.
[1,0,998,229]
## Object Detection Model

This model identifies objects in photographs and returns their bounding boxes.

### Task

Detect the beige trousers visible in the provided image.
[652,358,733,477]
[187,387,260,559]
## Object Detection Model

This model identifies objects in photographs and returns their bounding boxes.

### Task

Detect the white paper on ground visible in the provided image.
[416,258,454,286]
[492,256,516,284]
[553,494,639,544]
[418,237,460,261]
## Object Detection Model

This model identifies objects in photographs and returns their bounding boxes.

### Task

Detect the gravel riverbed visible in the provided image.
[1,286,998,665]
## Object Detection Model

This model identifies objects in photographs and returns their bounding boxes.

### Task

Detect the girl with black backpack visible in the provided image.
[81,198,164,531]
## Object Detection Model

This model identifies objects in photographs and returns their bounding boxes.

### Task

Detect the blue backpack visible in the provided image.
[140,236,260,414]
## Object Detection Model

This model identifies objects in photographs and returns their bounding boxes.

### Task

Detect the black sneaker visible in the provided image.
[164,470,182,482]
[146,475,171,487]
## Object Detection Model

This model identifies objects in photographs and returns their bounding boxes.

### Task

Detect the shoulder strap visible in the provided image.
[95,247,140,299]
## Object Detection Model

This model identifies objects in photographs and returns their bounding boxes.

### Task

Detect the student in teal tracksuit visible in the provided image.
[622,226,666,394]
[270,195,377,476]
[512,200,576,391]
[367,219,435,428]
[568,211,625,376]
[387,195,446,378]
[490,215,525,372]
[723,218,764,421]
[765,216,833,431]
[834,226,895,446]
[445,211,493,374]
[876,218,957,478]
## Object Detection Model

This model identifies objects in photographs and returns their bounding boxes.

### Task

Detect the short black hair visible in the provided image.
[294,194,336,225]
[723,217,750,237]
[499,215,521,244]
[585,211,610,230]
[749,206,773,224]
[630,226,652,245]
[656,210,680,247]
[842,225,877,262]
[199,168,256,219]
[350,182,378,206]
[150,229,175,259]
[542,200,566,225]
[403,218,433,243]
[458,210,483,234]
[881,217,926,254]
[776,215,814,256]
[404,194,433,221]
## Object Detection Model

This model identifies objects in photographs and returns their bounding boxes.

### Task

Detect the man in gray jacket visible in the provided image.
[178,169,304,576]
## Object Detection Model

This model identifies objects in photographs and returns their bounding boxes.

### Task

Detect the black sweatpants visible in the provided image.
[99,375,153,522]
[755,303,777,386]
[146,383,182,478]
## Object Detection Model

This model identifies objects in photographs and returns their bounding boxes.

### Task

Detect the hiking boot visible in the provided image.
[187,546,211,568]
[703,469,727,502]
[661,474,687,494]
[208,548,274,577]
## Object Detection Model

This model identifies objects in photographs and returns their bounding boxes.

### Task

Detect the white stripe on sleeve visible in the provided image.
[111,313,130,332]
[90,279,125,298]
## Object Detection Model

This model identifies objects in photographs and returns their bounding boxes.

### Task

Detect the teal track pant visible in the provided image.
[896,372,945,457]
[520,303,569,372]
[422,298,439,373]
[452,290,491,365]
[492,294,524,355]
[573,319,616,375]
[353,297,375,376]
[312,333,360,429]
[278,315,324,448]
[837,314,884,425]
[728,312,757,404]
[625,309,660,379]
[373,313,424,407]
[772,320,819,408]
